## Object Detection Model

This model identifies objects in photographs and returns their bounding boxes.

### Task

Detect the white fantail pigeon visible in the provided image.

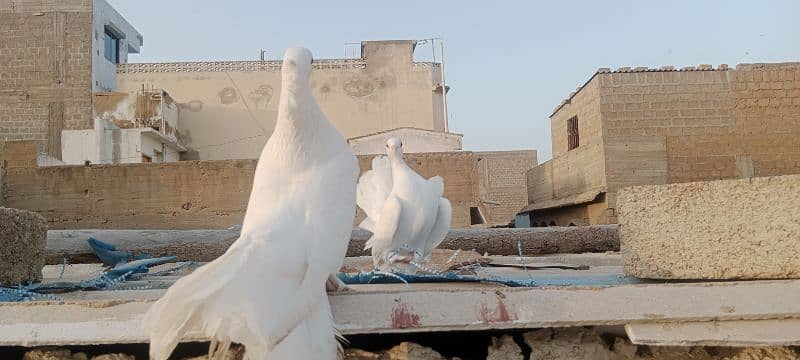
[143,47,358,360]
[356,137,452,273]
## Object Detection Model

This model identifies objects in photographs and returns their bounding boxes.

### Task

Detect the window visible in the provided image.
[567,116,579,150]
[104,29,120,64]
[469,207,486,225]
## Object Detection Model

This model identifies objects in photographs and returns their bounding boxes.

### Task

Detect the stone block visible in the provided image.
[0,207,47,285]
[487,335,524,360]
[619,174,800,279]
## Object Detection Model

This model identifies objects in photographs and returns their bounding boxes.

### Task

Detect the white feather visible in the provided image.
[143,47,357,360]
[356,137,452,272]
[356,156,392,232]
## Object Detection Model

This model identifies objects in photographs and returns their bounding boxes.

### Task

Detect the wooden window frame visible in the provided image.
[567,116,579,150]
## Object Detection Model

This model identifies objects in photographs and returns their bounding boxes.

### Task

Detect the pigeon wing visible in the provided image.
[364,195,402,255]
[423,197,452,256]
[356,156,392,232]
[427,175,445,198]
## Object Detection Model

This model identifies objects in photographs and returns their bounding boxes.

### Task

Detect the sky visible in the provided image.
[107,0,798,161]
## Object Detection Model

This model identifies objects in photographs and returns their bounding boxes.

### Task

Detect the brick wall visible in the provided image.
[0,3,94,162]
[526,144,607,205]
[529,79,606,205]
[597,68,734,190]
[2,142,480,229]
[526,78,607,224]
[551,80,604,158]
[667,63,800,183]
[526,161,553,204]
[476,150,537,224]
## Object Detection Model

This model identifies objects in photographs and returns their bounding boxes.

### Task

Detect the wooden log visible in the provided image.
[45,225,619,265]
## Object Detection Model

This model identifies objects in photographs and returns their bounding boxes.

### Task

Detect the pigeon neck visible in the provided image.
[388,153,407,172]
[274,81,318,137]
[268,78,343,164]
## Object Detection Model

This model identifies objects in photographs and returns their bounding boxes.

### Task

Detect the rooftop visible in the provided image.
[549,62,739,117]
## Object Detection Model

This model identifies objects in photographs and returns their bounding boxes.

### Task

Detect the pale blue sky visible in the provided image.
[108,0,798,160]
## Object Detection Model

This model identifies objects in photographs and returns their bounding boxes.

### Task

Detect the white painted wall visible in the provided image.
[165,144,181,162]
[61,118,117,165]
[63,121,182,164]
[140,131,162,161]
[119,129,142,163]
[91,0,142,92]
[61,129,98,164]
[348,128,463,155]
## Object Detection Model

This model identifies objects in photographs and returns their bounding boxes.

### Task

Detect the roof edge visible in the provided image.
[548,63,733,118]
[347,127,464,141]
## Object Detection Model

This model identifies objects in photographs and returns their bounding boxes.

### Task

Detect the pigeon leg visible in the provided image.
[326,273,351,292]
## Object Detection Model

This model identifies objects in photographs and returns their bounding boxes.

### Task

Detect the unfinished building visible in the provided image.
[0,0,142,164]
[520,62,800,226]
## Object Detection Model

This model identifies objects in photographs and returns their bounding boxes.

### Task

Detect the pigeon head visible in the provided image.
[282,47,313,82]
[385,137,404,157]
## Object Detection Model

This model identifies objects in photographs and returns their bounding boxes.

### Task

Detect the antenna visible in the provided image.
[439,38,449,133]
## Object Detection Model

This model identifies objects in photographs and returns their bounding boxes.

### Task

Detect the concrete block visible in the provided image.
[0,207,47,285]
[619,175,800,279]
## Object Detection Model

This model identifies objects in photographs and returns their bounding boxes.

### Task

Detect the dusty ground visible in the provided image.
[11,327,800,360]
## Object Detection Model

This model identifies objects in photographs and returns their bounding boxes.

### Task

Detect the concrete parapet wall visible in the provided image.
[1,145,481,229]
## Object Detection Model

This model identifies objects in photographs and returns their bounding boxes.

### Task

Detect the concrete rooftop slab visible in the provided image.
[2,258,800,347]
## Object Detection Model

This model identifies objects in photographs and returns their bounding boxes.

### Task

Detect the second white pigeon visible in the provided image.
[357,137,452,272]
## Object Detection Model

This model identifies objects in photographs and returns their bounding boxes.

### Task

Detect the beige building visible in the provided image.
[116,40,450,160]
[520,62,800,226]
